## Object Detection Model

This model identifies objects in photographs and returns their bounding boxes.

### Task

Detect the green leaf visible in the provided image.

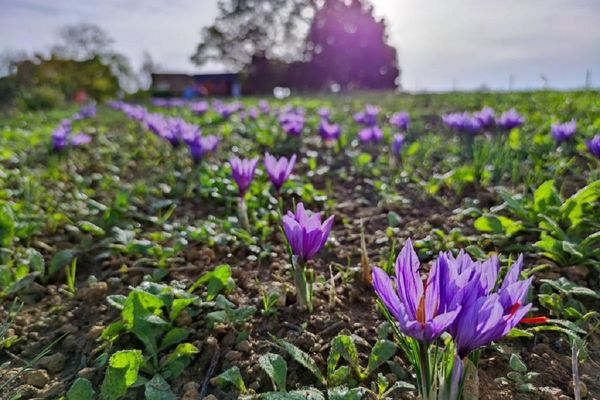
[106,295,127,310]
[188,264,232,300]
[272,335,325,385]
[100,321,126,342]
[145,374,177,400]
[560,181,600,228]
[259,353,288,392]
[48,249,75,279]
[163,342,199,366]
[79,220,106,236]
[260,388,326,400]
[356,153,372,167]
[509,354,527,373]
[0,203,15,247]
[25,248,45,274]
[506,328,534,338]
[214,366,246,393]
[327,386,368,400]
[366,339,396,376]
[159,327,190,351]
[170,297,196,321]
[330,335,360,376]
[122,289,166,360]
[533,180,558,213]
[387,212,401,228]
[67,378,95,400]
[100,350,143,400]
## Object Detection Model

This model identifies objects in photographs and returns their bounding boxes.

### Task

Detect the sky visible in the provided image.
[1,0,600,91]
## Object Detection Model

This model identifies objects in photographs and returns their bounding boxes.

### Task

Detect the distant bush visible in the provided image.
[17,86,66,111]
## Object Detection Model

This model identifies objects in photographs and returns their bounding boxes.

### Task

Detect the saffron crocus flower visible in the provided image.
[282,202,334,262]
[452,258,532,358]
[474,107,495,129]
[282,202,334,311]
[319,120,341,142]
[358,126,383,144]
[551,119,577,144]
[188,135,219,163]
[71,133,92,146]
[51,126,70,151]
[74,104,96,120]
[391,133,405,157]
[259,100,270,114]
[354,105,379,126]
[586,134,600,159]
[190,101,209,116]
[442,112,481,134]
[390,112,410,131]
[229,157,258,197]
[318,107,331,121]
[496,108,524,130]
[372,240,461,342]
[280,113,305,136]
[264,152,296,192]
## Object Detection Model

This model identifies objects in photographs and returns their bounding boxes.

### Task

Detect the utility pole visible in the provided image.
[585,69,591,89]
[508,74,514,91]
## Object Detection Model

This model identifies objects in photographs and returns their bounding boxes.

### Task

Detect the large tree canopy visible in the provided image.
[192,0,399,92]
[191,0,318,69]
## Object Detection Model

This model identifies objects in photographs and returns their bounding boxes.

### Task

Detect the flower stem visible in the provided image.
[292,256,312,312]
[238,197,250,231]
[419,341,431,400]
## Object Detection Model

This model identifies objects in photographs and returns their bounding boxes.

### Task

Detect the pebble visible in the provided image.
[23,369,49,388]
[564,266,589,282]
[202,395,218,400]
[181,382,200,400]
[77,367,97,379]
[77,281,108,302]
[537,386,563,400]
[236,340,251,353]
[571,381,588,398]
[86,325,105,340]
[38,352,66,373]
[225,350,242,362]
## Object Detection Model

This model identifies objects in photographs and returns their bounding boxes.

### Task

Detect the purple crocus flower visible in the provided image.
[496,109,524,130]
[188,135,219,162]
[247,107,259,120]
[51,125,70,151]
[586,134,600,159]
[229,157,258,197]
[319,120,341,142]
[71,133,92,146]
[280,113,305,136]
[442,112,481,134]
[390,112,409,131]
[74,104,96,120]
[190,101,209,116]
[358,126,383,144]
[354,105,379,126]
[372,240,461,342]
[318,107,331,121]
[391,133,405,157]
[264,152,296,192]
[551,120,577,144]
[259,100,270,114]
[452,256,532,357]
[474,107,495,129]
[282,202,334,262]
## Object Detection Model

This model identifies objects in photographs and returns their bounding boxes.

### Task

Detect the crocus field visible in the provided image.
[1,91,599,400]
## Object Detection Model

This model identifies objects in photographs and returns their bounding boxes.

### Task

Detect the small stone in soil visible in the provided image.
[23,369,49,388]
[38,352,66,373]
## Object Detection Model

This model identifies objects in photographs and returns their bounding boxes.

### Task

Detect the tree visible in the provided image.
[191,0,319,69]
[51,23,134,91]
[304,0,399,90]
[52,23,114,61]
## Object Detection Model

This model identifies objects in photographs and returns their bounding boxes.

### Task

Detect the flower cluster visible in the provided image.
[390,111,410,131]
[280,112,306,136]
[373,239,533,356]
[586,134,600,159]
[51,109,93,151]
[496,108,524,130]
[551,120,577,144]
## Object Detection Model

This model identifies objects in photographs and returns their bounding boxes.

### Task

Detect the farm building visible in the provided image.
[151,73,241,98]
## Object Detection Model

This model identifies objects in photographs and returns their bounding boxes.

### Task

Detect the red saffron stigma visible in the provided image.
[520,316,549,324]
[508,302,521,317]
